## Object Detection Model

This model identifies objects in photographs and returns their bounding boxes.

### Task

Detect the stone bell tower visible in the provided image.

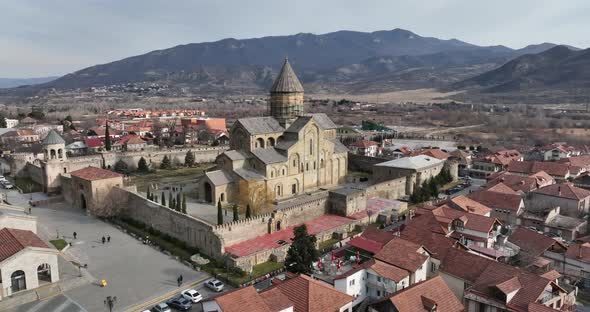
[269,58,304,128]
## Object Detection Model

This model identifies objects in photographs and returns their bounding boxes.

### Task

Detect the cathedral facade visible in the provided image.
[200,59,348,210]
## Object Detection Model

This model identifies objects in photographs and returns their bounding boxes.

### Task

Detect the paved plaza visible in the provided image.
[3,191,210,312]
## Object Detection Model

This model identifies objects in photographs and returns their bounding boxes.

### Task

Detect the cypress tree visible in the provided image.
[171,198,176,210]
[176,193,182,211]
[285,224,319,274]
[105,120,111,151]
[138,157,149,173]
[161,192,166,206]
[182,194,187,214]
[245,204,252,219]
[168,192,173,209]
[146,186,151,200]
[185,150,195,167]
[233,204,239,221]
[217,200,223,225]
[160,155,171,169]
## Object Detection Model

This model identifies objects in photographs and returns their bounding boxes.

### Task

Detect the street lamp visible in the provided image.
[104,296,117,312]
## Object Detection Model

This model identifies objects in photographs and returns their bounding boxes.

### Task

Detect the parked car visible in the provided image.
[0,175,7,182]
[2,182,14,189]
[206,279,225,292]
[166,296,192,311]
[182,289,203,303]
[151,303,171,312]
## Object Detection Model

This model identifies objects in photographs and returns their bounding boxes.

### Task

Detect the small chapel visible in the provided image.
[199,58,349,210]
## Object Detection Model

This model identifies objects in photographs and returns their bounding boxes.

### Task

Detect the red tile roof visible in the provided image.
[565,242,590,264]
[533,182,590,200]
[478,150,522,166]
[349,140,379,148]
[484,182,519,195]
[375,238,429,273]
[261,274,353,312]
[348,227,397,254]
[431,206,500,233]
[467,190,523,212]
[509,228,566,258]
[486,172,544,193]
[259,287,294,312]
[559,155,590,169]
[369,259,410,283]
[385,276,465,312]
[508,160,576,177]
[215,286,273,312]
[418,148,451,160]
[0,228,49,262]
[447,195,492,216]
[70,166,123,181]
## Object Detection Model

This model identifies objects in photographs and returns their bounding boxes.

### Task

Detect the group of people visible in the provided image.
[72,231,111,244]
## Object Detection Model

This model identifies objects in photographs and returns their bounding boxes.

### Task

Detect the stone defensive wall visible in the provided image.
[106,146,228,170]
[25,163,44,186]
[114,187,225,258]
[365,177,408,199]
[347,153,389,173]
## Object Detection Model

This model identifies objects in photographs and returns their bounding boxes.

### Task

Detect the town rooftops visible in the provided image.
[476,149,522,166]
[70,166,124,181]
[261,274,352,312]
[380,276,465,312]
[410,148,451,160]
[349,140,379,148]
[467,190,523,211]
[508,160,578,177]
[533,182,590,200]
[485,182,519,195]
[0,228,49,262]
[42,129,65,145]
[270,58,304,93]
[447,195,492,216]
[565,242,590,264]
[213,286,274,312]
[508,227,566,258]
[369,259,410,283]
[374,155,444,170]
[432,205,500,233]
[375,238,429,273]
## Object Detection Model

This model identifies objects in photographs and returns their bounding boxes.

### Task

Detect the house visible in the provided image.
[560,242,590,287]
[559,155,590,172]
[409,148,450,160]
[204,274,353,312]
[373,155,447,194]
[367,276,465,312]
[540,143,581,161]
[439,248,571,312]
[348,140,380,157]
[507,160,582,181]
[468,190,525,225]
[3,119,19,128]
[519,207,587,241]
[430,205,502,249]
[0,211,59,301]
[446,195,492,216]
[508,228,568,269]
[65,141,88,156]
[347,227,397,255]
[116,135,147,151]
[526,183,590,217]
[334,237,432,306]
[0,129,40,145]
[470,150,522,178]
[486,171,555,194]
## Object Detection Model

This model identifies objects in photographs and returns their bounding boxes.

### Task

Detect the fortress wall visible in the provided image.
[365,177,408,199]
[117,188,224,258]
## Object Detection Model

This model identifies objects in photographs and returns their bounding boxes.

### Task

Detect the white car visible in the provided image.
[205,279,225,292]
[181,288,203,303]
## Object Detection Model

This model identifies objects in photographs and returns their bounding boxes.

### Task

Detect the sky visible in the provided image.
[1,0,589,77]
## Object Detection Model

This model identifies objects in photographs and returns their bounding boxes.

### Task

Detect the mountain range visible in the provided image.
[0,77,57,89]
[8,29,589,100]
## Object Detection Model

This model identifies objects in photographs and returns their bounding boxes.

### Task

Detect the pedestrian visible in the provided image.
[107,235,111,243]
[73,232,77,239]
[101,236,105,244]
[177,277,181,287]
[179,274,183,283]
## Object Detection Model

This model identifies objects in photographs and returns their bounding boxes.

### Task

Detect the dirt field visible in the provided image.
[309,88,464,104]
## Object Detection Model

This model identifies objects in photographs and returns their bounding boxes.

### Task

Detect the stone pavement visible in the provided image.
[3,193,210,312]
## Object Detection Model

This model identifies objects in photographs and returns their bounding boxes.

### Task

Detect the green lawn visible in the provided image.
[440,181,461,191]
[203,261,284,286]
[130,165,213,192]
[318,238,340,251]
[14,177,43,193]
[50,239,67,250]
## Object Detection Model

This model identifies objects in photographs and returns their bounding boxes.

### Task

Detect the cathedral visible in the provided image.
[199,59,348,211]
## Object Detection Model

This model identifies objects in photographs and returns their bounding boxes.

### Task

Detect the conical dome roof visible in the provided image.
[270,58,304,93]
[42,130,65,145]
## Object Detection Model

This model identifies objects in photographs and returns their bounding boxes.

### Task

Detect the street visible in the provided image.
[2,190,219,312]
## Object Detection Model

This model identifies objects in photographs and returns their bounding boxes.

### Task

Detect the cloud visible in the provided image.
[0,0,588,77]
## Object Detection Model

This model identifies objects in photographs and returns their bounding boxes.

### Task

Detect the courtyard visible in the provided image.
[2,190,210,312]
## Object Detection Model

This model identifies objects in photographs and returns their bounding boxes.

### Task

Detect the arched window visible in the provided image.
[282,168,286,175]
[220,193,225,202]
[11,270,27,292]
[50,149,56,159]
[309,139,313,155]
[58,149,63,159]
[306,163,309,171]
[268,137,275,147]
[256,138,265,149]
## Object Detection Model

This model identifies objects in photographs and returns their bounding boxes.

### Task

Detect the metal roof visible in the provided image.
[375,155,444,170]
[251,148,287,165]
[42,130,65,145]
[235,117,284,135]
[270,58,304,93]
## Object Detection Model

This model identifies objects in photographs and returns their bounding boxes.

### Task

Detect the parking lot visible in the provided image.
[2,191,222,312]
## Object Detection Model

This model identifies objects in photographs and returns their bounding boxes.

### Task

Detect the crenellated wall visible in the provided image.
[115,188,225,258]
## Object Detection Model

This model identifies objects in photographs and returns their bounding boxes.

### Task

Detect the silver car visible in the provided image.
[205,279,224,292]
